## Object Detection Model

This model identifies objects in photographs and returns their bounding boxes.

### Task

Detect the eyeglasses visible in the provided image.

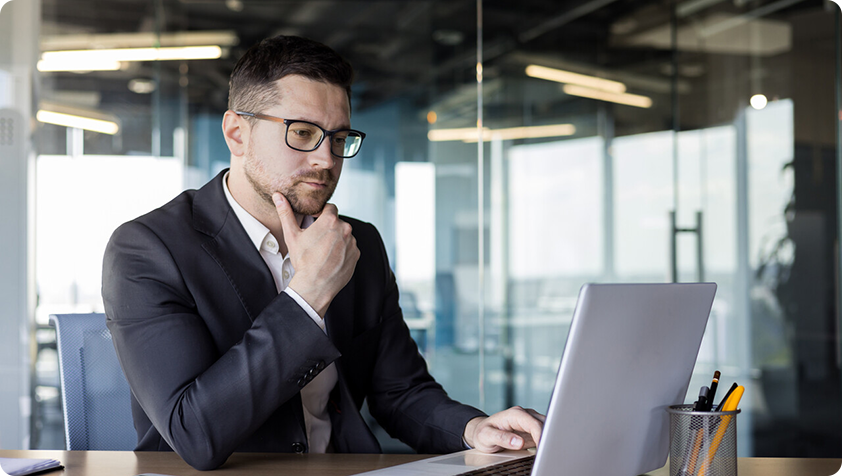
[235,111,366,159]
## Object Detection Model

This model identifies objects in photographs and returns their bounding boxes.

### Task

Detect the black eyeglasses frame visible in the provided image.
[234,111,366,159]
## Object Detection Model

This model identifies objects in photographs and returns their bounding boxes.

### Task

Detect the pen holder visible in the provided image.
[666,404,740,476]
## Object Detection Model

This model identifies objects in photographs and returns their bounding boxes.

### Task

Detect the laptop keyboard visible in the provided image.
[455,455,535,476]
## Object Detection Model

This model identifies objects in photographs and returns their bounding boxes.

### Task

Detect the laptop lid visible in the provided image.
[352,282,716,476]
[531,282,715,476]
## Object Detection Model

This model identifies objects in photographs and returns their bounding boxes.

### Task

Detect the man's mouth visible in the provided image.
[301,181,327,189]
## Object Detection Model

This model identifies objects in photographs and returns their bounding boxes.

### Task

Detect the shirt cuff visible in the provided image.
[283,288,327,334]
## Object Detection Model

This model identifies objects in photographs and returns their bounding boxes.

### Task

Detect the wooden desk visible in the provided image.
[0,451,424,476]
[0,450,839,476]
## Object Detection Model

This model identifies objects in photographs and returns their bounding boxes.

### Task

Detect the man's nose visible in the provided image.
[308,136,336,170]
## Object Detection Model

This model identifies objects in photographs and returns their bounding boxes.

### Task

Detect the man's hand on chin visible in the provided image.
[273,192,360,317]
[463,406,545,453]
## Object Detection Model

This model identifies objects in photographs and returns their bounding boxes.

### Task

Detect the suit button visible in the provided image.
[297,378,306,388]
[292,442,305,453]
[308,368,316,376]
[317,361,325,370]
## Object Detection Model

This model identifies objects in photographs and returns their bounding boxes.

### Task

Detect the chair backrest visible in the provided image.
[50,313,136,450]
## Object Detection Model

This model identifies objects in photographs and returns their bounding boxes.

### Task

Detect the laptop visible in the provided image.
[353,282,717,476]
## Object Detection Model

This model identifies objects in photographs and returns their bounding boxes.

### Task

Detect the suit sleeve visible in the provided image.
[361,223,487,453]
[102,220,340,470]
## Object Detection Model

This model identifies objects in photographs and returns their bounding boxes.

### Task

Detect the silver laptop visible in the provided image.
[353,282,716,476]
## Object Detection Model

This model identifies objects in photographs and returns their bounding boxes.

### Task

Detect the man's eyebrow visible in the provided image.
[292,117,352,130]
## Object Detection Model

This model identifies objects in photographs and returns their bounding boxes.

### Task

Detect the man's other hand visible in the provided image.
[274,192,359,317]
[463,406,545,453]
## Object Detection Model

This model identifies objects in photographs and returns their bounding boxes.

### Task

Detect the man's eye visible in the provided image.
[292,129,312,138]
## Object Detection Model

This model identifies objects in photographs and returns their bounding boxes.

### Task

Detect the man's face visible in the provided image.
[241,75,350,216]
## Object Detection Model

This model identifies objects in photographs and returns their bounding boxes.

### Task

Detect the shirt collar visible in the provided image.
[222,171,315,255]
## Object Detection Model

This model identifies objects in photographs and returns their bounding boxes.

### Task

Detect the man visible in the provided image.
[103,35,543,471]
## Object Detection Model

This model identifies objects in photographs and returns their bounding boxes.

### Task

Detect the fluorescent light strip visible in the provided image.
[526,64,626,93]
[38,45,223,72]
[37,59,122,72]
[428,127,478,142]
[563,84,653,108]
[40,30,239,51]
[36,110,120,135]
[428,123,576,142]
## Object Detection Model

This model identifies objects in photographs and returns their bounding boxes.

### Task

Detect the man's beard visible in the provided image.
[244,160,337,216]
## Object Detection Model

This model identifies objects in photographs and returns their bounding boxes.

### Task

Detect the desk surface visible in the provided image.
[0,450,839,476]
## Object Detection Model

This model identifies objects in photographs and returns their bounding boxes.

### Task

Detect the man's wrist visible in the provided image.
[463,416,484,449]
[287,277,330,317]
[283,288,327,332]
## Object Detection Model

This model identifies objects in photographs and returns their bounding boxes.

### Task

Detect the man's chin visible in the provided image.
[288,197,328,216]
[287,187,334,216]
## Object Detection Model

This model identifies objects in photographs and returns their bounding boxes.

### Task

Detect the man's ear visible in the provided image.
[222,110,248,157]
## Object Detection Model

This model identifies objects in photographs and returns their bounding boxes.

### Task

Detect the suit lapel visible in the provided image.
[194,170,276,322]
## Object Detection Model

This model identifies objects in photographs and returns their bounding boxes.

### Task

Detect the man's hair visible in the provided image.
[228,35,353,113]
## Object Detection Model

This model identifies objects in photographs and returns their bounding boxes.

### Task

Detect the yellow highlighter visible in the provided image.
[696,385,744,476]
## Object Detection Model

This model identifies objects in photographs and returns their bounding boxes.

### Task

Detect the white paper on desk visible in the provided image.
[0,457,62,476]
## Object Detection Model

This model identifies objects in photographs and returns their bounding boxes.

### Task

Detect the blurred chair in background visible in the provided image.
[50,313,136,450]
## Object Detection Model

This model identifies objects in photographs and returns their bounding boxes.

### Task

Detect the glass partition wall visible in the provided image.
[472,0,841,458]
[27,0,842,458]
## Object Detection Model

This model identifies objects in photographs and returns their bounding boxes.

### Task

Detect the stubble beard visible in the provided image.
[243,151,337,217]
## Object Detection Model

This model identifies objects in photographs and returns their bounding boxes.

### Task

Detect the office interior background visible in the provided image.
[0,0,840,459]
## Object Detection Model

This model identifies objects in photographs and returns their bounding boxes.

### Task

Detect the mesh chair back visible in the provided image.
[51,313,137,450]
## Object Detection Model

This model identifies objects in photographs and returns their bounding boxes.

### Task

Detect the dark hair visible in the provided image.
[227,35,353,113]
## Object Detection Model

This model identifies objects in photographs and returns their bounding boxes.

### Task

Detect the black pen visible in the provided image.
[714,382,738,412]
[704,371,721,411]
[693,386,710,411]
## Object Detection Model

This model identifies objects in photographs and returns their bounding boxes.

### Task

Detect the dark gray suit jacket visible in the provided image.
[102,170,484,470]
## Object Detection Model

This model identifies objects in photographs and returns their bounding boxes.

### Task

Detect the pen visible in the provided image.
[680,427,705,476]
[679,386,711,476]
[714,382,738,412]
[704,371,720,411]
[693,386,709,412]
[697,385,744,476]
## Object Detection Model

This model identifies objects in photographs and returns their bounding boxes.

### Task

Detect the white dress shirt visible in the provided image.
[222,173,337,453]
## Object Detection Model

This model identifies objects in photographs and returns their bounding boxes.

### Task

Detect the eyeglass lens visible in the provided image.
[287,121,363,158]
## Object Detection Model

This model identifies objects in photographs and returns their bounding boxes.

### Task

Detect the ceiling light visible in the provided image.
[428,123,576,142]
[128,79,157,94]
[750,94,767,110]
[36,110,119,135]
[563,84,653,108]
[37,59,123,72]
[38,46,223,72]
[225,0,244,11]
[41,30,239,51]
[432,30,464,46]
[526,65,626,93]
[428,128,481,142]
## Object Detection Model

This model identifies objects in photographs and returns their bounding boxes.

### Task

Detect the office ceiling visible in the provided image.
[40,0,633,111]
[38,0,827,131]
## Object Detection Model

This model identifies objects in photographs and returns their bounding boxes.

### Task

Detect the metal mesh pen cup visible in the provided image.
[667,404,740,476]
